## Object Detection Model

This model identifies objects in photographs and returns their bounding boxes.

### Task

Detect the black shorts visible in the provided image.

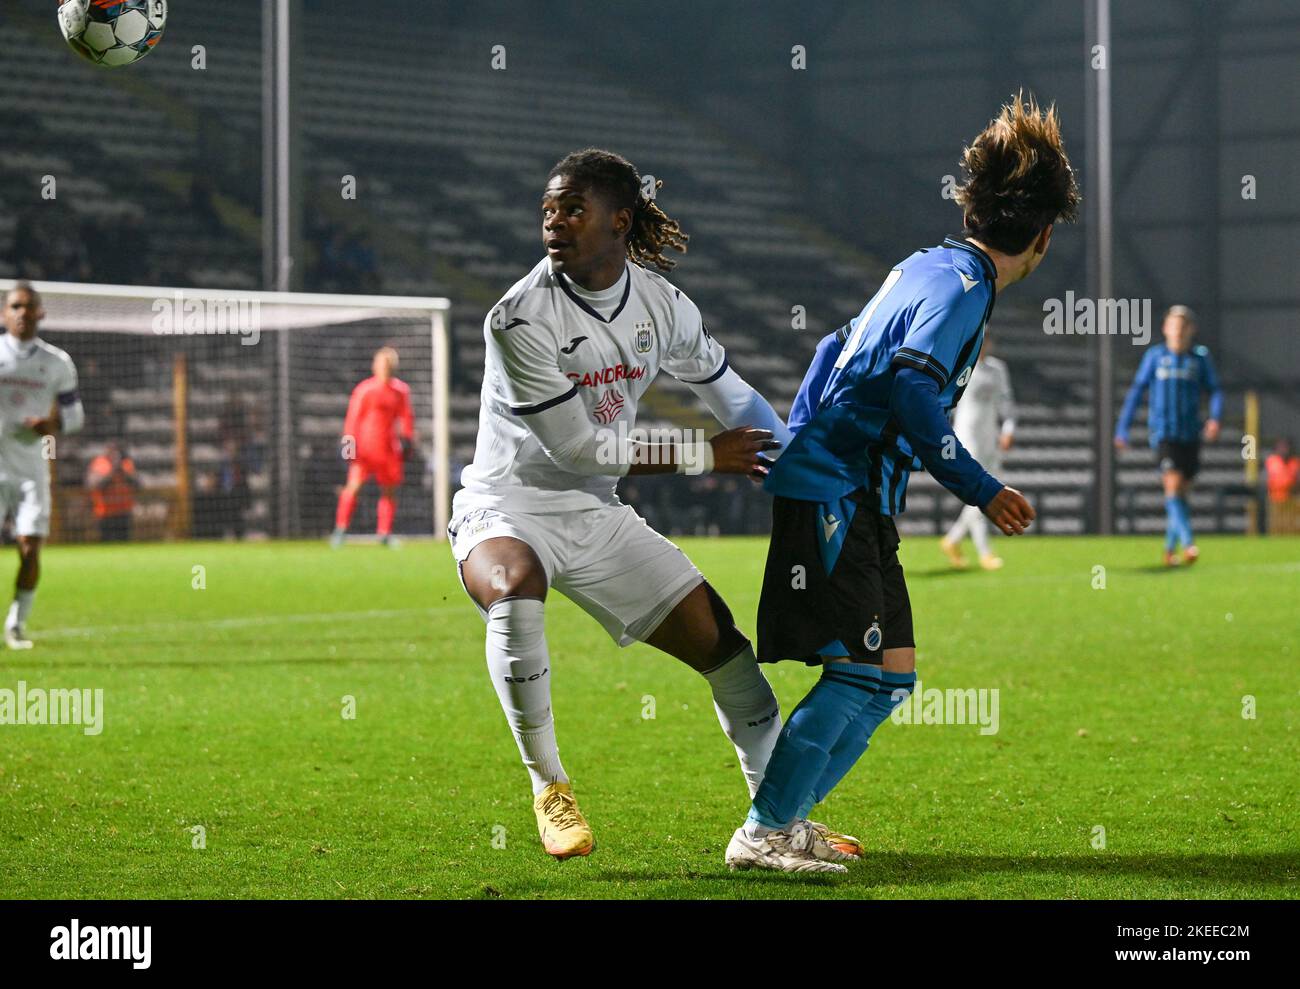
[1157,440,1200,480]
[756,488,914,665]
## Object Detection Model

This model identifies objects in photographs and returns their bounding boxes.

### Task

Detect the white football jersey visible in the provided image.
[458,258,726,513]
[952,354,1014,466]
[0,334,79,482]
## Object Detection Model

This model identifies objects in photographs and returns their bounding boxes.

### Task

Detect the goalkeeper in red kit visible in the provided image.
[331,347,414,548]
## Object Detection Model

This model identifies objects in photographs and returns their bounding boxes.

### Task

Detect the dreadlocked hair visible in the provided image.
[547,148,689,271]
[955,92,1081,255]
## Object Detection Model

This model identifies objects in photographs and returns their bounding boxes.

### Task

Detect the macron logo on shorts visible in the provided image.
[821,514,841,542]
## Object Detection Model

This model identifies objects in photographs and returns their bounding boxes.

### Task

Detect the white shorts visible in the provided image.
[448,499,704,646]
[0,475,50,538]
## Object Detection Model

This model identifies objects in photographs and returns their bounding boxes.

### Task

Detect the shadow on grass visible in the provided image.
[1110,564,1187,575]
[574,852,1300,892]
[905,567,980,579]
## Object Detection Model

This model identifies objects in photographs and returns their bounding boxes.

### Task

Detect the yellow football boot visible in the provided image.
[807,820,865,859]
[533,782,594,859]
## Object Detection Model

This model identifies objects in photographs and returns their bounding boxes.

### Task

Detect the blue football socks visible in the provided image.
[746,662,882,831]
[796,669,917,820]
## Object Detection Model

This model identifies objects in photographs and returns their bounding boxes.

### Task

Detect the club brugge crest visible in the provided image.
[864,621,883,652]
[634,319,654,354]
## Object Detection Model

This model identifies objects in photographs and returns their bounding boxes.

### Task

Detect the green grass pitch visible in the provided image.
[1,534,1296,899]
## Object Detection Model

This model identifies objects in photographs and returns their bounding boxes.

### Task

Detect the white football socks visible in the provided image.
[485,597,569,795]
[704,643,782,797]
[6,589,34,632]
[964,505,992,557]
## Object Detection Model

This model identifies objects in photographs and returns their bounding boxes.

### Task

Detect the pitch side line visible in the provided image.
[36,607,460,639]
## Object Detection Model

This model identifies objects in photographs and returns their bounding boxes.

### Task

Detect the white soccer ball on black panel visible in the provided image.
[59,0,167,68]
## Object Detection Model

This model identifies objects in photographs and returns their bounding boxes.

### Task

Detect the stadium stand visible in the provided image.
[0,2,1254,539]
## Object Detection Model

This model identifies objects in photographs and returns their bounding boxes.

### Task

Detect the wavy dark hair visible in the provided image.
[547,148,689,271]
[955,93,1081,254]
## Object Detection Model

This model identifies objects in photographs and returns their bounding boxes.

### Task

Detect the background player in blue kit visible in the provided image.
[1114,306,1223,567]
[724,96,1081,874]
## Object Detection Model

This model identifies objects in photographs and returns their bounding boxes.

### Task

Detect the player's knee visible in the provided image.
[486,596,547,651]
[479,568,546,605]
[465,542,547,606]
[700,582,746,663]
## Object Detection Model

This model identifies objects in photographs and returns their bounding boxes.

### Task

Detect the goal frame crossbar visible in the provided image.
[0,278,453,541]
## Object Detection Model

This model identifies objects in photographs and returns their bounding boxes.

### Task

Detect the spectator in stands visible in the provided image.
[1266,437,1299,503]
[12,210,40,278]
[191,472,222,540]
[85,442,139,542]
[14,204,92,282]
[189,174,223,234]
[345,232,381,293]
[320,229,350,291]
[1266,437,1300,534]
[215,437,252,540]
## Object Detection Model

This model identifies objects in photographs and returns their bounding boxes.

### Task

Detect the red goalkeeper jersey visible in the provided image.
[344,375,413,461]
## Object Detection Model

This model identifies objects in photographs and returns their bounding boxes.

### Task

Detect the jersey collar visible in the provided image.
[554,267,632,324]
[2,333,37,359]
[943,236,999,289]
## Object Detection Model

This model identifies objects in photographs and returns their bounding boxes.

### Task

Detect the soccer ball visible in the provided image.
[58,0,168,68]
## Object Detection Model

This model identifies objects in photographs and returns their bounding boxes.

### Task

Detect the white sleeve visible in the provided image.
[522,392,635,477]
[487,305,575,414]
[56,357,85,435]
[684,366,793,457]
[662,290,727,384]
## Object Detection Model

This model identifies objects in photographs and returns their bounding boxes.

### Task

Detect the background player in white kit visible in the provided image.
[449,149,862,861]
[0,283,86,649]
[940,337,1017,570]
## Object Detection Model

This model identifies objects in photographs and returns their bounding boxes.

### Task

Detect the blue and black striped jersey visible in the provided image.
[769,237,1002,514]
[1115,343,1223,446]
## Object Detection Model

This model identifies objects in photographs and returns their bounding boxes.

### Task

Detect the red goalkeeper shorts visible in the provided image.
[349,454,404,487]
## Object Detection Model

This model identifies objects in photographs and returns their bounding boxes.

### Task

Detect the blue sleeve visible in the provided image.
[788,327,847,435]
[889,273,987,387]
[1201,351,1223,421]
[1115,349,1155,441]
[890,367,1004,508]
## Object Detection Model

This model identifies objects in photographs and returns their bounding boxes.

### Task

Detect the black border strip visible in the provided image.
[510,385,578,416]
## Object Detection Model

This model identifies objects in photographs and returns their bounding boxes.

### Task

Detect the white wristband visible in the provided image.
[676,440,714,476]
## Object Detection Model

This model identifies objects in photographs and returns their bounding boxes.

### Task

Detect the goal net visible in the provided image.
[0,279,451,543]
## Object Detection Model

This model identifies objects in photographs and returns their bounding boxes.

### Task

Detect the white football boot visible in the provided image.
[725,822,848,874]
[4,626,33,650]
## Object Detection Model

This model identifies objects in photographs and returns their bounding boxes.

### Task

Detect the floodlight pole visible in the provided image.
[263,0,303,537]
[1086,0,1115,535]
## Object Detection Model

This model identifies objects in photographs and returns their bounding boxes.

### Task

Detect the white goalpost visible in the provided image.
[0,279,452,543]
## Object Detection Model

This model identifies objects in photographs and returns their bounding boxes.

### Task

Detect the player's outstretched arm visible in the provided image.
[1201,349,1223,441]
[1114,350,1154,449]
[26,393,84,437]
[889,366,1033,535]
[342,384,363,446]
[522,395,776,478]
[684,366,792,454]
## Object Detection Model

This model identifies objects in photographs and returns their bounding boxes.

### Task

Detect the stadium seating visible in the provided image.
[0,2,1253,538]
